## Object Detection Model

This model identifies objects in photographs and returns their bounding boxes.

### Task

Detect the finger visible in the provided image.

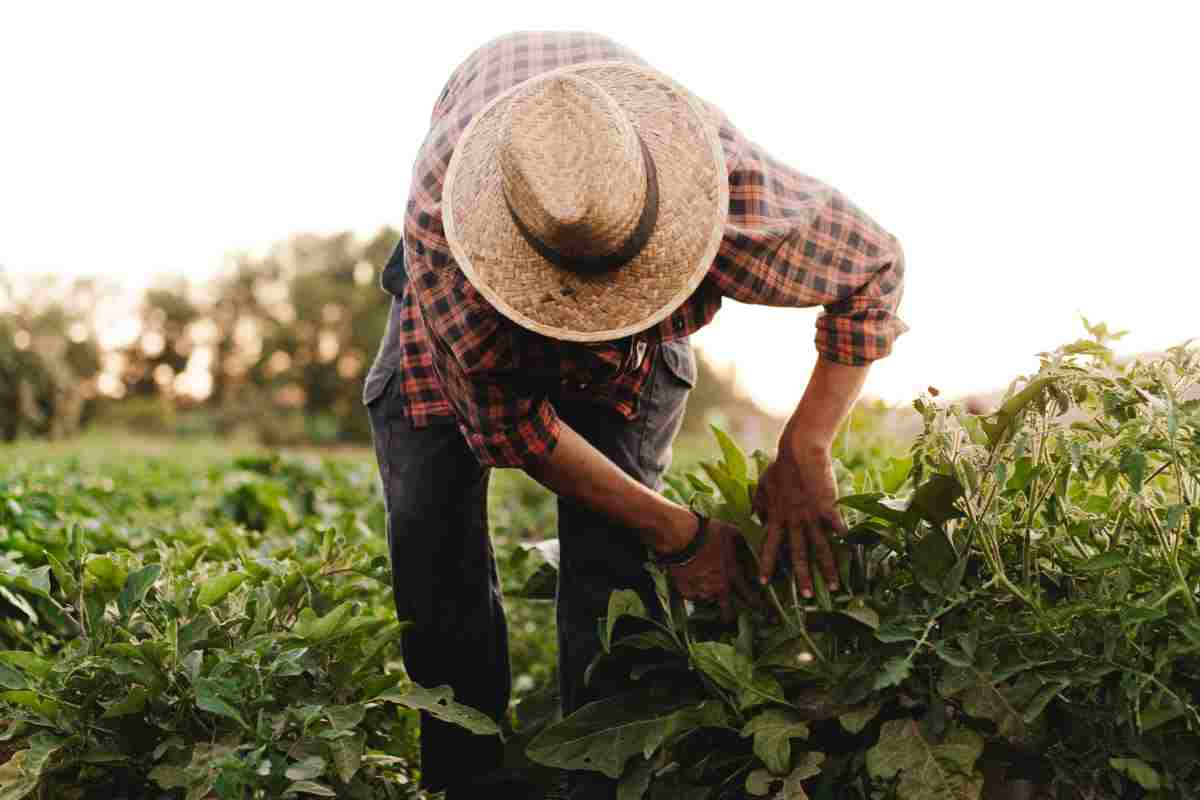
[727,540,760,608]
[790,524,813,598]
[759,515,784,586]
[811,516,840,592]
[827,507,849,537]
[751,480,769,523]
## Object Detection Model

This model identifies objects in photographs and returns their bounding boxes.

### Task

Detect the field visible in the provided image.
[1,330,1199,799]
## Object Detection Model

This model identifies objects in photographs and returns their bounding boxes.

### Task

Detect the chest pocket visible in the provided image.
[658,338,697,389]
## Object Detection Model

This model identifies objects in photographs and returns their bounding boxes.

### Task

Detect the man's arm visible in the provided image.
[753,357,870,595]
[526,421,756,618]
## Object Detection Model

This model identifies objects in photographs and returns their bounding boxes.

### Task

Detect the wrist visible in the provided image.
[648,502,700,556]
[781,424,833,460]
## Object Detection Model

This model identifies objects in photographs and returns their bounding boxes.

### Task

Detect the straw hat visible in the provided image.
[443,61,728,342]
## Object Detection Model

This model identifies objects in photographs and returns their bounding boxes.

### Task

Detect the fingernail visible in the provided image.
[802,590,813,598]
[759,576,767,586]
[829,582,840,592]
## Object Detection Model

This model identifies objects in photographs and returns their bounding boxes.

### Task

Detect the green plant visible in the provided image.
[526,327,1200,799]
[0,451,500,799]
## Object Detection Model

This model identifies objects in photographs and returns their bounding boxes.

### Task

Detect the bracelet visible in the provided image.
[651,511,709,568]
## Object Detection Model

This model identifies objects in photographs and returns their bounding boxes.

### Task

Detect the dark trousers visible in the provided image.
[365,340,695,799]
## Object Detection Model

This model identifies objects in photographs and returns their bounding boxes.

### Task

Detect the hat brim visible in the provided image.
[443,61,728,342]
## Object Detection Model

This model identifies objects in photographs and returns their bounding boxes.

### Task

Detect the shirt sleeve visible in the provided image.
[706,112,908,366]
[421,286,563,469]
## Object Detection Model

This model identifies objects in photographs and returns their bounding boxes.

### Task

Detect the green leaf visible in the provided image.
[83,555,127,594]
[690,641,785,709]
[0,734,63,800]
[1141,705,1185,731]
[982,377,1053,447]
[285,781,337,797]
[194,676,249,729]
[291,602,354,643]
[781,751,826,800]
[911,529,957,595]
[102,686,148,718]
[1120,605,1167,625]
[839,703,881,734]
[617,756,654,800]
[909,474,966,525]
[148,765,193,790]
[1076,551,1124,572]
[118,563,162,620]
[527,690,727,779]
[1109,758,1162,791]
[196,572,244,609]
[1,690,58,719]
[329,733,365,783]
[711,426,748,483]
[837,493,911,525]
[0,652,52,682]
[866,719,984,800]
[700,461,751,520]
[604,589,650,653]
[746,769,776,796]
[285,755,326,781]
[1119,449,1147,491]
[741,708,810,775]
[873,656,912,691]
[378,684,500,736]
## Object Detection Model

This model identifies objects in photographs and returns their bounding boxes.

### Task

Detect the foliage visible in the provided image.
[525,328,1200,799]
[0,449,507,799]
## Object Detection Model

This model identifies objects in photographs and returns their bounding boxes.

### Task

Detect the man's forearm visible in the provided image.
[782,356,871,455]
[525,421,696,555]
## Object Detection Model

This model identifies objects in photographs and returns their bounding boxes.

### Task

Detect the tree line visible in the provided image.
[1,227,772,445]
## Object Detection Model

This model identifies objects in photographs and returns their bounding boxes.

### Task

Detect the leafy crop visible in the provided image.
[0,452,498,799]
[525,328,1200,799]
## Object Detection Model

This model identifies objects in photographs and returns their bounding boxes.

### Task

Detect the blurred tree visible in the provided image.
[120,281,199,398]
[0,272,103,440]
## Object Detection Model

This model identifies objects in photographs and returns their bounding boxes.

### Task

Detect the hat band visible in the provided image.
[505,135,660,277]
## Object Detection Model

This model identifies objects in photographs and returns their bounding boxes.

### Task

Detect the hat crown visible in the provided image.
[498,74,648,262]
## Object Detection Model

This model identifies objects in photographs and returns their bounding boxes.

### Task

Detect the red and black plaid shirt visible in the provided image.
[375,31,907,468]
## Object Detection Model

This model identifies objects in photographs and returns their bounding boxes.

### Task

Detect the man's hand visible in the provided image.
[660,518,758,622]
[752,444,847,597]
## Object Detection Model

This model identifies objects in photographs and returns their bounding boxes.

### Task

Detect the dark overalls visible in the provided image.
[363,245,695,799]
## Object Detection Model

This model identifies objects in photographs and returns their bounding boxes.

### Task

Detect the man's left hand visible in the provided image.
[752,444,847,596]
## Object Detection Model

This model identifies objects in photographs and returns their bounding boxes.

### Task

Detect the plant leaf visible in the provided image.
[909,475,966,525]
[196,572,244,609]
[741,708,810,775]
[527,689,727,779]
[604,589,650,652]
[0,734,63,800]
[866,719,984,800]
[118,563,162,620]
[1109,758,1162,791]
[911,529,958,596]
[711,426,748,483]
[378,684,501,736]
[690,641,785,709]
[617,756,654,800]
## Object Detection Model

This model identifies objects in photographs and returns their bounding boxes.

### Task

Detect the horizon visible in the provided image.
[3,2,1197,414]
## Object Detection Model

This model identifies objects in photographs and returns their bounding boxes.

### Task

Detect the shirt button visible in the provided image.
[578,383,589,390]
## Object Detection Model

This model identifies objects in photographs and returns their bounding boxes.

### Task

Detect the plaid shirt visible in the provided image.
[370,31,907,468]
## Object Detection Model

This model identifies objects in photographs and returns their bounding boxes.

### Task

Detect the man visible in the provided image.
[363,31,906,800]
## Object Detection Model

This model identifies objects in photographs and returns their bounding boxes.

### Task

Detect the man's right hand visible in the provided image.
[659,518,758,622]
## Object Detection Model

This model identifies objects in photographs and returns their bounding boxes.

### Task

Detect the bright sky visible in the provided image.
[2,2,1196,413]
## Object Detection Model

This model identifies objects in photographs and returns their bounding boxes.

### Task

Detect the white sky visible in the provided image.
[2,2,1197,413]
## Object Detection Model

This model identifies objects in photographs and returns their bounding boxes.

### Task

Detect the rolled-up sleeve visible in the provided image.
[706,111,908,366]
